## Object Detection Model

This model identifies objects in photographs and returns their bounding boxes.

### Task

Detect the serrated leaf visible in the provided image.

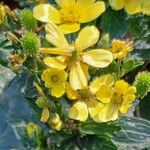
[121,59,144,76]
[100,8,128,39]
[79,119,120,136]
[113,116,150,149]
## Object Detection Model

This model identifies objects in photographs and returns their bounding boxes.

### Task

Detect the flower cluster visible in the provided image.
[31,0,139,130]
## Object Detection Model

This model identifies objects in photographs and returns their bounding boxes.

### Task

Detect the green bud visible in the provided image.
[21,9,37,30]
[134,72,150,99]
[35,97,49,108]
[26,123,41,139]
[21,32,40,56]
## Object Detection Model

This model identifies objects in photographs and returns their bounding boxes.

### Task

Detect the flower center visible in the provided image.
[60,5,80,23]
[51,75,59,82]
[113,93,123,104]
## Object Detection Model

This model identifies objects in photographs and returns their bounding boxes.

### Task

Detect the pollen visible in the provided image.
[60,5,80,23]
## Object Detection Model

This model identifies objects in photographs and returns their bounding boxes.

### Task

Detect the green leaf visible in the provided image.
[139,93,150,121]
[0,72,44,149]
[121,59,144,76]
[113,116,150,149]
[79,119,120,136]
[48,133,117,150]
[100,8,128,39]
[0,34,13,65]
[0,65,15,94]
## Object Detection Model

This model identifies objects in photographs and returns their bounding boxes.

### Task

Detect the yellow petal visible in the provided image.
[79,1,105,23]
[41,107,49,123]
[90,77,101,94]
[69,62,88,90]
[65,82,77,100]
[34,82,45,96]
[93,102,119,122]
[90,74,114,94]
[51,83,65,98]
[55,0,76,7]
[142,0,150,15]
[75,26,99,51]
[88,100,103,118]
[40,48,72,56]
[69,101,88,122]
[45,23,69,48]
[126,86,136,95]
[82,49,113,68]
[33,4,61,23]
[59,23,80,34]
[77,0,96,5]
[43,57,67,70]
[125,0,142,15]
[115,80,128,95]
[99,74,115,87]
[109,0,125,10]
[96,85,113,103]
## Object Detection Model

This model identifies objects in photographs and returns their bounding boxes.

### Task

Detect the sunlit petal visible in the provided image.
[33,4,61,23]
[69,101,88,122]
[45,23,69,48]
[65,82,78,100]
[82,49,113,68]
[79,2,105,23]
[75,26,99,51]
[125,0,142,15]
[43,57,67,70]
[69,62,87,90]
[59,23,80,34]
[51,83,65,98]
[109,0,125,10]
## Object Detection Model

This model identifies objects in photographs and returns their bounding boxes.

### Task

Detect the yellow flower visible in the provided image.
[110,39,133,59]
[66,74,114,122]
[93,79,136,122]
[0,4,18,23]
[109,0,150,16]
[33,0,105,34]
[41,68,67,98]
[0,4,6,24]
[40,23,113,90]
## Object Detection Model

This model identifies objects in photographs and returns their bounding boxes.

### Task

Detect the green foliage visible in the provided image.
[0,34,13,65]
[100,8,128,39]
[79,119,120,136]
[21,9,37,30]
[113,116,150,150]
[48,133,117,150]
[21,32,40,56]
[35,97,49,108]
[134,72,150,99]
[121,59,144,76]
